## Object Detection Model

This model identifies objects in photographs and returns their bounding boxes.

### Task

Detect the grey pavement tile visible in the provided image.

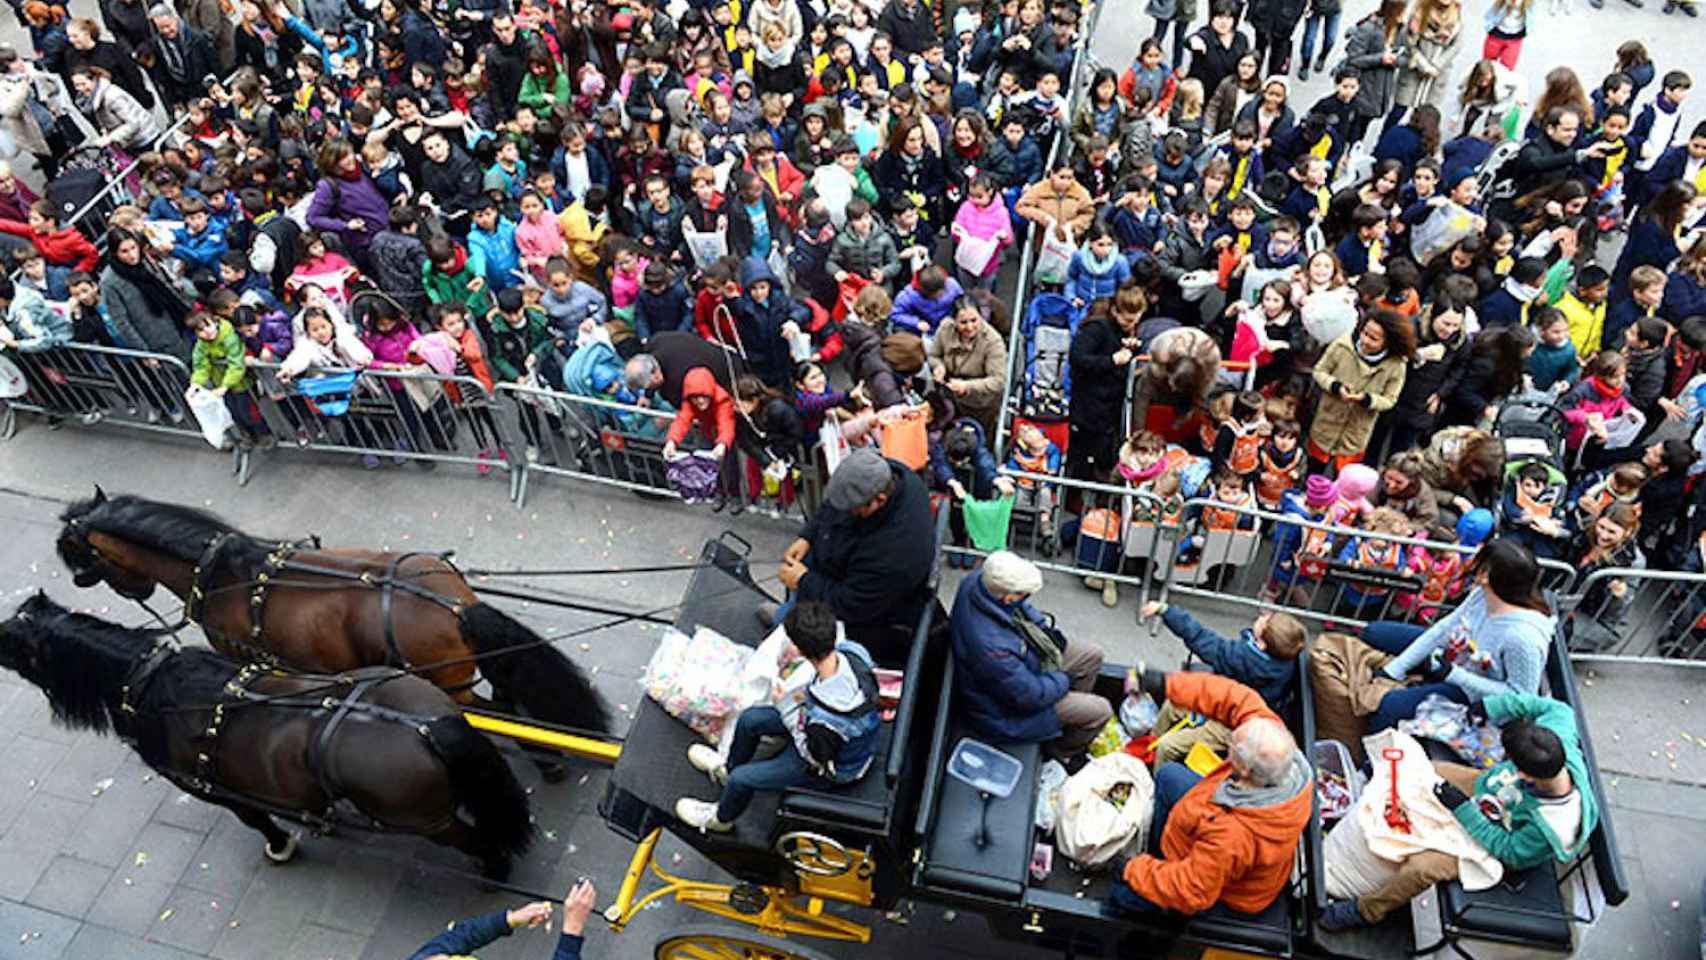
[21,857,110,921]
[118,823,214,892]
[0,692,78,747]
[0,794,93,901]
[0,900,80,960]
[206,856,328,960]
[55,923,206,960]
[307,846,406,937]
[176,813,265,900]
[276,922,367,960]
[1621,810,1705,956]
[143,884,239,957]
[36,734,132,804]
[82,872,175,940]
[58,779,173,869]
[0,736,71,836]
[148,787,225,836]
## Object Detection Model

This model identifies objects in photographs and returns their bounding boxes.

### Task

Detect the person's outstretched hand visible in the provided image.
[506,901,553,929]
[563,879,596,936]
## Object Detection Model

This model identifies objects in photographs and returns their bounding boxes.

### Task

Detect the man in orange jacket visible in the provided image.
[1114,670,1312,917]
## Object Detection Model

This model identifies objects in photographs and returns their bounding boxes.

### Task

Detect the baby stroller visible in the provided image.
[1493,395,1570,556]
[53,144,134,241]
[1015,292,1084,424]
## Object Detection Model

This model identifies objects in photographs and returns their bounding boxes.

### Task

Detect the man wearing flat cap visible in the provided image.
[947,550,1111,760]
[776,448,934,666]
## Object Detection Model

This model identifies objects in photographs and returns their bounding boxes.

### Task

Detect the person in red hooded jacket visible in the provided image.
[0,201,99,273]
[663,366,740,510]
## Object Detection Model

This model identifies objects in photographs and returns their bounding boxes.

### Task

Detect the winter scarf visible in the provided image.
[105,232,192,322]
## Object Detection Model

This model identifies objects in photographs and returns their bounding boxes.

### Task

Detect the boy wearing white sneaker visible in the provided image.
[676,601,883,833]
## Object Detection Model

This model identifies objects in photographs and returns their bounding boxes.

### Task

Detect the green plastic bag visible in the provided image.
[962,495,1016,551]
[1541,258,1575,306]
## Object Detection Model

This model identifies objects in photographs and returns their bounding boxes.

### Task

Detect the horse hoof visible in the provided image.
[264,834,299,864]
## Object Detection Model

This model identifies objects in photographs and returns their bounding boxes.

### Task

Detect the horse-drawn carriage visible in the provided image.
[2,491,1630,960]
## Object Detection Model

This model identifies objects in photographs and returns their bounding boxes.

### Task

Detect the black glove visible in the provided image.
[1466,701,1488,726]
[1136,665,1170,704]
[1420,658,1452,685]
[1433,780,1470,810]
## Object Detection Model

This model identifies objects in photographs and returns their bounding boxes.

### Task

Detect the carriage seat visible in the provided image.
[1436,863,1572,952]
[778,722,897,832]
[1181,895,1294,956]
[919,714,1042,902]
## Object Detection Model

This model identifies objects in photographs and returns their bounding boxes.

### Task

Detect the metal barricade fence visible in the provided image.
[495,381,823,519]
[1150,498,1577,631]
[246,362,527,492]
[0,342,199,441]
[1558,567,1706,665]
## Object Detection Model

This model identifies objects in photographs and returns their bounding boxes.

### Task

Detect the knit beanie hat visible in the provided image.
[1337,464,1378,502]
[1305,474,1338,509]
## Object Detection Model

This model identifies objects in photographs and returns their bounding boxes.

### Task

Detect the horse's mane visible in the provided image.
[62,494,272,572]
[12,594,158,735]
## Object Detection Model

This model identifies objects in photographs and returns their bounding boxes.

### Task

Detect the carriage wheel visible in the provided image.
[653,923,839,960]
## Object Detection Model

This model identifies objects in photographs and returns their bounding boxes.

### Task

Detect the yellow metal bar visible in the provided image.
[605,828,664,931]
[463,711,623,764]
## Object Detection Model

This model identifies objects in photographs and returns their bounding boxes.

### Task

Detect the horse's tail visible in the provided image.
[425,716,534,861]
[458,603,613,734]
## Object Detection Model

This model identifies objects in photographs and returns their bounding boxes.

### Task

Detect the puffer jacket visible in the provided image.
[1310,333,1407,456]
[827,224,903,286]
[366,229,428,313]
[948,573,1068,743]
[666,367,736,447]
[81,77,159,149]
[98,264,192,363]
[732,256,809,386]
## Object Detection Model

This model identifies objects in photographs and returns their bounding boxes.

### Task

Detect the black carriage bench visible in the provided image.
[912,652,1320,959]
[600,519,949,907]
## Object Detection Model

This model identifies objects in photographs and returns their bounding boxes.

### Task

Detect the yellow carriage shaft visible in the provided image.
[462,710,624,764]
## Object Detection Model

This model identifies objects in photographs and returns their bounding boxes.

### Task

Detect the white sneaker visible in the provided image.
[687,744,728,786]
[675,797,733,833]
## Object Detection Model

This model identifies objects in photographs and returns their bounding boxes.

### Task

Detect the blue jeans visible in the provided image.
[715,706,827,822]
[1109,762,1203,915]
[1299,11,1340,65]
[1359,622,1469,732]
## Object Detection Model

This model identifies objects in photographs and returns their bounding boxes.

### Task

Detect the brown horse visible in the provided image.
[0,593,534,878]
[55,489,611,740]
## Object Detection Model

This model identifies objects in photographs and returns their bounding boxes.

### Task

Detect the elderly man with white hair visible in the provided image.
[1112,667,1313,918]
[947,550,1112,760]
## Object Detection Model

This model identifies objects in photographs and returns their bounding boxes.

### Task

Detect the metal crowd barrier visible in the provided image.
[495,381,822,519]
[0,342,199,441]
[246,362,527,493]
[1559,567,1706,666]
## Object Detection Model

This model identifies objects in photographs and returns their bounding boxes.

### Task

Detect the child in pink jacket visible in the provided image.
[1560,351,1634,451]
[949,175,1013,292]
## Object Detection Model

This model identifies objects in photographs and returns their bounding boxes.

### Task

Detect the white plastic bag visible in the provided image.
[643,625,753,742]
[716,622,816,760]
[185,386,234,449]
[0,354,26,398]
[954,233,999,278]
[1055,752,1155,867]
[684,224,729,269]
[1034,759,1070,834]
[1034,218,1074,286]
[1410,202,1479,266]
[818,420,847,474]
[1178,269,1219,303]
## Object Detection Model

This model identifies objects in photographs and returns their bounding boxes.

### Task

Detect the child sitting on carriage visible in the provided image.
[674,601,881,834]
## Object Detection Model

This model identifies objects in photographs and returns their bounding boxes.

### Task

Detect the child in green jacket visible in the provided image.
[189,311,271,447]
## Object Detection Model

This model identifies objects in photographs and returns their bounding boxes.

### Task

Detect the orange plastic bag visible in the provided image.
[879,407,929,470]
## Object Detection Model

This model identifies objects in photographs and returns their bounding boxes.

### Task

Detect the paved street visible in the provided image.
[0,0,1702,957]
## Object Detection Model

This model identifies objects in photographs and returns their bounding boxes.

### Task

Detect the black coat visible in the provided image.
[419,148,484,217]
[876,0,937,57]
[1187,28,1250,105]
[795,459,936,665]
[1393,332,1467,426]
[1068,315,1129,432]
[146,24,217,109]
[647,330,749,407]
[874,149,947,223]
[66,39,153,109]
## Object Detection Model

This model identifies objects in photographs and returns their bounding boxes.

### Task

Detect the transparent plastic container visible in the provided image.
[947,738,1025,798]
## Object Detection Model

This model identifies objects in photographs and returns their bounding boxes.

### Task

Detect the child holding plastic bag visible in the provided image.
[674,602,883,833]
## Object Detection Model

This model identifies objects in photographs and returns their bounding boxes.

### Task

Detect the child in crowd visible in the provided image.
[1178,467,1257,569]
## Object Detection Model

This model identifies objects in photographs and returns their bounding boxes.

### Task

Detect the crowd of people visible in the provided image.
[0,0,1692,944]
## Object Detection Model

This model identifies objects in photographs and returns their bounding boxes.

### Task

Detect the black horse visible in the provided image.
[0,593,534,878]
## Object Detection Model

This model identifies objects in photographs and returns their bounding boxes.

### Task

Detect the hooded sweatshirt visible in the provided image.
[666,367,736,446]
[1121,672,1312,915]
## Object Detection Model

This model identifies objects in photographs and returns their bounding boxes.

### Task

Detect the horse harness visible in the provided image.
[184,536,475,686]
[126,651,455,835]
